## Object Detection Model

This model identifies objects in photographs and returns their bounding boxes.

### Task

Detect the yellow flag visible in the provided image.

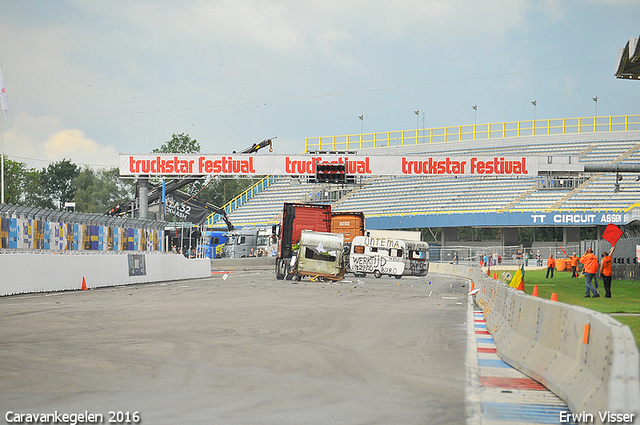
[509,267,523,288]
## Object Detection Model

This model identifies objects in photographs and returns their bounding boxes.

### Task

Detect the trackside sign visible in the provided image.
[119,154,538,177]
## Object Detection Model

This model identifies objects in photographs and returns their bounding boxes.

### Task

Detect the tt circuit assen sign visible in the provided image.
[119,154,538,177]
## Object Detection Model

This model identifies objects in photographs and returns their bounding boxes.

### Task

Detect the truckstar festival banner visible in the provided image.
[119,154,538,177]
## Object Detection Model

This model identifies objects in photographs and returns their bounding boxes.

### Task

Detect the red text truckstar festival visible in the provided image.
[120,154,538,177]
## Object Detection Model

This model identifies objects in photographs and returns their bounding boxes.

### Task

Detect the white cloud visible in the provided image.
[4,116,119,169]
[43,129,119,168]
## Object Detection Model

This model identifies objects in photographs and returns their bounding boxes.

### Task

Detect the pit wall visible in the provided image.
[0,251,211,296]
[429,262,640,423]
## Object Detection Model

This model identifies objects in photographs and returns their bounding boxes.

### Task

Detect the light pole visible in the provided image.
[414,110,420,143]
[358,114,364,134]
[592,96,598,132]
[472,105,477,125]
[531,100,537,135]
[531,100,536,121]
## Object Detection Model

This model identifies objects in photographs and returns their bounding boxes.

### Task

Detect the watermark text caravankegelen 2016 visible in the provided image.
[5,410,141,425]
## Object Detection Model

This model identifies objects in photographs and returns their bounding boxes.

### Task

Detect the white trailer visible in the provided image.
[349,235,429,278]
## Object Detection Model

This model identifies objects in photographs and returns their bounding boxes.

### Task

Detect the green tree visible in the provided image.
[151,133,258,211]
[1,155,26,205]
[153,133,201,154]
[22,168,53,208]
[40,159,80,209]
[74,167,136,213]
[152,133,203,196]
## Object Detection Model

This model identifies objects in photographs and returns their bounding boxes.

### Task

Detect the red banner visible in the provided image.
[119,154,539,177]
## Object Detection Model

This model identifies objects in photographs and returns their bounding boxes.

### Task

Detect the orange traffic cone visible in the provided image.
[81,277,87,290]
[532,285,539,297]
[486,267,491,276]
[493,272,498,279]
[469,282,475,293]
[550,293,557,302]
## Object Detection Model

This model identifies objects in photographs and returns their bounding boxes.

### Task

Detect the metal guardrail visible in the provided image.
[305,115,640,152]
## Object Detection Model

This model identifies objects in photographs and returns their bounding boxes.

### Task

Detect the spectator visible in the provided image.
[546,254,555,278]
[599,243,616,298]
[580,248,600,298]
[536,250,542,266]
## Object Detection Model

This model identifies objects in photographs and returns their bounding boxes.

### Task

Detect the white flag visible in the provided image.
[0,64,8,119]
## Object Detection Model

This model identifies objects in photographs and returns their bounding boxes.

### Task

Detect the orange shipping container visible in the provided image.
[331,212,365,243]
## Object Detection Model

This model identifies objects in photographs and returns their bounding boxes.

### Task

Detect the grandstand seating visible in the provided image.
[209,133,640,228]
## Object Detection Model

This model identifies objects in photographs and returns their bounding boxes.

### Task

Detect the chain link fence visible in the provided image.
[432,244,581,267]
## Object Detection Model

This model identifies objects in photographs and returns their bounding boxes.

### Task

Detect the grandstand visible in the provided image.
[206,115,640,248]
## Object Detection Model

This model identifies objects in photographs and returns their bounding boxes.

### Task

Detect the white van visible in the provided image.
[349,235,429,278]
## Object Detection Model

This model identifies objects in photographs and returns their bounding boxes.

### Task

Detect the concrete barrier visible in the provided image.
[430,262,640,422]
[211,256,275,271]
[0,251,211,296]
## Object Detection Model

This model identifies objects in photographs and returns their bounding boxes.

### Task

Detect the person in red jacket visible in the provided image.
[580,248,599,298]
[546,254,556,278]
[599,243,616,298]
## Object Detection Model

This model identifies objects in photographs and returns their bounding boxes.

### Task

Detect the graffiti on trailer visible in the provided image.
[409,260,427,274]
[380,266,400,275]
[351,255,387,272]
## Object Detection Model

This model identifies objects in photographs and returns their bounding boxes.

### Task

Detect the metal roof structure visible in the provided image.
[615,34,640,80]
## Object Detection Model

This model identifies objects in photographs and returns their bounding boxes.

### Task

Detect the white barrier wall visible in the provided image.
[0,252,211,296]
[430,262,640,423]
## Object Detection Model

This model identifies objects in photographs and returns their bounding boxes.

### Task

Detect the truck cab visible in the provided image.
[223,227,259,258]
[275,203,332,279]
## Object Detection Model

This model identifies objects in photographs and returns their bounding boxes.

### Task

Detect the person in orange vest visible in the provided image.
[599,243,617,298]
[546,254,556,278]
[569,253,579,278]
[579,248,600,298]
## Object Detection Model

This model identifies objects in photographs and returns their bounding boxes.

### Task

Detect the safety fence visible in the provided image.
[305,114,640,152]
[432,244,581,266]
[0,204,165,253]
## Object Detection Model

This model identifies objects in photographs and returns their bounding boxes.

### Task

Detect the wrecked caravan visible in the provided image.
[349,235,429,278]
[290,230,345,281]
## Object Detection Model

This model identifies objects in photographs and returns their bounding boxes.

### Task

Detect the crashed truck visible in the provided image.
[288,230,345,281]
[275,203,332,280]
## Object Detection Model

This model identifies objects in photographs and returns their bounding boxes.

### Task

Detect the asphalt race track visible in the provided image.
[0,270,471,425]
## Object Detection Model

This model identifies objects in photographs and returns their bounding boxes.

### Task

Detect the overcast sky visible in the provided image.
[1,0,638,169]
